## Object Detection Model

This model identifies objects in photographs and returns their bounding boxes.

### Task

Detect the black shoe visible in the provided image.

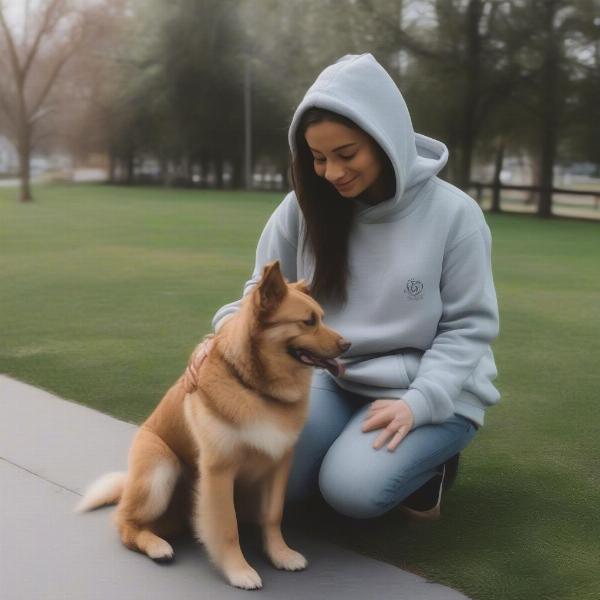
[399,453,460,521]
[442,452,460,492]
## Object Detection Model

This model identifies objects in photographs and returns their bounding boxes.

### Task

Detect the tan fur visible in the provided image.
[77,263,347,590]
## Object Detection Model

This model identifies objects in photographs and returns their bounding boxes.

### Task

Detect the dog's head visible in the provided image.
[251,261,350,377]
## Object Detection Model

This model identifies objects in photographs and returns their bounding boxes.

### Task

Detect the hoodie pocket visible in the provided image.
[401,349,424,383]
[340,354,414,389]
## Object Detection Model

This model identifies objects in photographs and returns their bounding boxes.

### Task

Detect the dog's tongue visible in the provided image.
[297,350,345,377]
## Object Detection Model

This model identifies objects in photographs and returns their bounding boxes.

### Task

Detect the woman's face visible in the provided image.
[305,121,385,198]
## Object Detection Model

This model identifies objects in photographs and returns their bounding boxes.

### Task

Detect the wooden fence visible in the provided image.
[468,181,600,212]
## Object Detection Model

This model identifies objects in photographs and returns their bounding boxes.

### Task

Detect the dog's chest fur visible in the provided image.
[237,420,299,460]
[205,411,299,460]
[185,395,299,461]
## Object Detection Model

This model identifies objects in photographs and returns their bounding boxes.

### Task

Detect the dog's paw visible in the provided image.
[227,566,263,590]
[269,547,308,571]
[148,539,174,563]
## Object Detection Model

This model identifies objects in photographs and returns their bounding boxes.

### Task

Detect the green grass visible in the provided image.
[0,184,280,421]
[1,184,599,599]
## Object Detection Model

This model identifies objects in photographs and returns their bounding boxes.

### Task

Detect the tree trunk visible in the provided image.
[18,130,32,202]
[490,141,504,213]
[125,151,135,185]
[214,154,224,189]
[108,152,116,183]
[526,154,541,205]
[159,156,169,187]
[230,154,243,189]
[182,155,192,185]
[277,158,288,191]
[457,0,483,190]
[196,153,207,188]
[444,131,459,184]
[458,135,475,191]
[537,0,559,219]
[538,125,556,218]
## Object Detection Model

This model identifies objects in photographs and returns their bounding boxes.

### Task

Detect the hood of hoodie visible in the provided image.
[288,53,449,223]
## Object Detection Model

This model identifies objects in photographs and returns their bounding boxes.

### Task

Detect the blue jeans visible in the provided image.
[284,370,478,519]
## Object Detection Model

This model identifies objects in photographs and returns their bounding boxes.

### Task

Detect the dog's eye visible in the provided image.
[303,313,317,327]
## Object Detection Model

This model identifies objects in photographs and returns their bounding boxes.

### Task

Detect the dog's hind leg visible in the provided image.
[115,428,181,562]
[118,521,176,563]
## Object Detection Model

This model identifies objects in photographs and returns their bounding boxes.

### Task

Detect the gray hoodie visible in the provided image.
[212,53,500,429]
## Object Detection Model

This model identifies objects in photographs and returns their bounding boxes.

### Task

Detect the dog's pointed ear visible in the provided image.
[293,279,312,296]
[257,261,288,314]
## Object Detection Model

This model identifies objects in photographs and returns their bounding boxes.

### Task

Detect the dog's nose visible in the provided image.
[338,339,351,353]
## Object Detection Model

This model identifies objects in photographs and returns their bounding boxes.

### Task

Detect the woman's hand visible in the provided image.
[182,334,215,393]
[361,399,415,452]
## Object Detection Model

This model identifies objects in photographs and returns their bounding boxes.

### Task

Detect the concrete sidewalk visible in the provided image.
[0,374,469,600]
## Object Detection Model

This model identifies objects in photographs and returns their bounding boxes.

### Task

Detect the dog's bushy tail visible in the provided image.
[75,471,127,513]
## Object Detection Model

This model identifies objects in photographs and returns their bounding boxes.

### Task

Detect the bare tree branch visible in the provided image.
[357,0,441,61]
[0,3,24,86]
[29,44,78,120]
[0,84,14,116]
[22,0,65,81]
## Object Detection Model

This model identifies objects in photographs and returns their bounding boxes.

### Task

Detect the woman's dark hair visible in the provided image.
[290,107,394,305]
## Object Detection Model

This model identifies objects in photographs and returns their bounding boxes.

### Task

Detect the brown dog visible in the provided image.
[76,261,349,590]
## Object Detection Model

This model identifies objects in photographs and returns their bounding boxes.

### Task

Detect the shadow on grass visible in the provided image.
[282,463,600,600]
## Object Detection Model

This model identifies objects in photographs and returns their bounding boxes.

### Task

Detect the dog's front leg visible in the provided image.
[260,450,308,571]
[195,461,262,590]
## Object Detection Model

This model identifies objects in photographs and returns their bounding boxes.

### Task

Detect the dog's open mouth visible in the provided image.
[288,348,344,377]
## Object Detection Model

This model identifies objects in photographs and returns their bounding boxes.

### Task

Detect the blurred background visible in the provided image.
[1,0,600,218]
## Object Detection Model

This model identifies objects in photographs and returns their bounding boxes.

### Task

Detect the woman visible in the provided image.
[187,53,500,520]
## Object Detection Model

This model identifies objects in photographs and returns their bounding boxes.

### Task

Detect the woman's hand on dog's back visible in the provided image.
[182,334,215,393]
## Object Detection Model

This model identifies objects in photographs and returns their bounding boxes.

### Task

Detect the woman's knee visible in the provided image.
[318,415,479,518]
[318,451,397,519]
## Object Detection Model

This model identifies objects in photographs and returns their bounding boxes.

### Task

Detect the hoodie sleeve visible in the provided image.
[401,224,500,428]
[211,193,300,332]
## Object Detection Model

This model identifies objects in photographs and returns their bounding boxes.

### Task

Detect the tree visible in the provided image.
[560,0,600,175]
[0,0,87,201]
[533,0,565,217]
[503,0,581,217]
[355,0,534,190]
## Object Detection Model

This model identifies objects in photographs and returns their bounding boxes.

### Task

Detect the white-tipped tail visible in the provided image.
[75,471,127,513]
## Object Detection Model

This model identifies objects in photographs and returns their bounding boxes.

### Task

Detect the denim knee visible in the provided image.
[316,413,478,519]
[318,453,394,519]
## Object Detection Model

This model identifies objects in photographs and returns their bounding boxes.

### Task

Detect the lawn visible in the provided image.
[1,183,599,600]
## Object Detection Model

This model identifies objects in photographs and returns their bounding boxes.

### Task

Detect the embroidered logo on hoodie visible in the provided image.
[404,279,424,300]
